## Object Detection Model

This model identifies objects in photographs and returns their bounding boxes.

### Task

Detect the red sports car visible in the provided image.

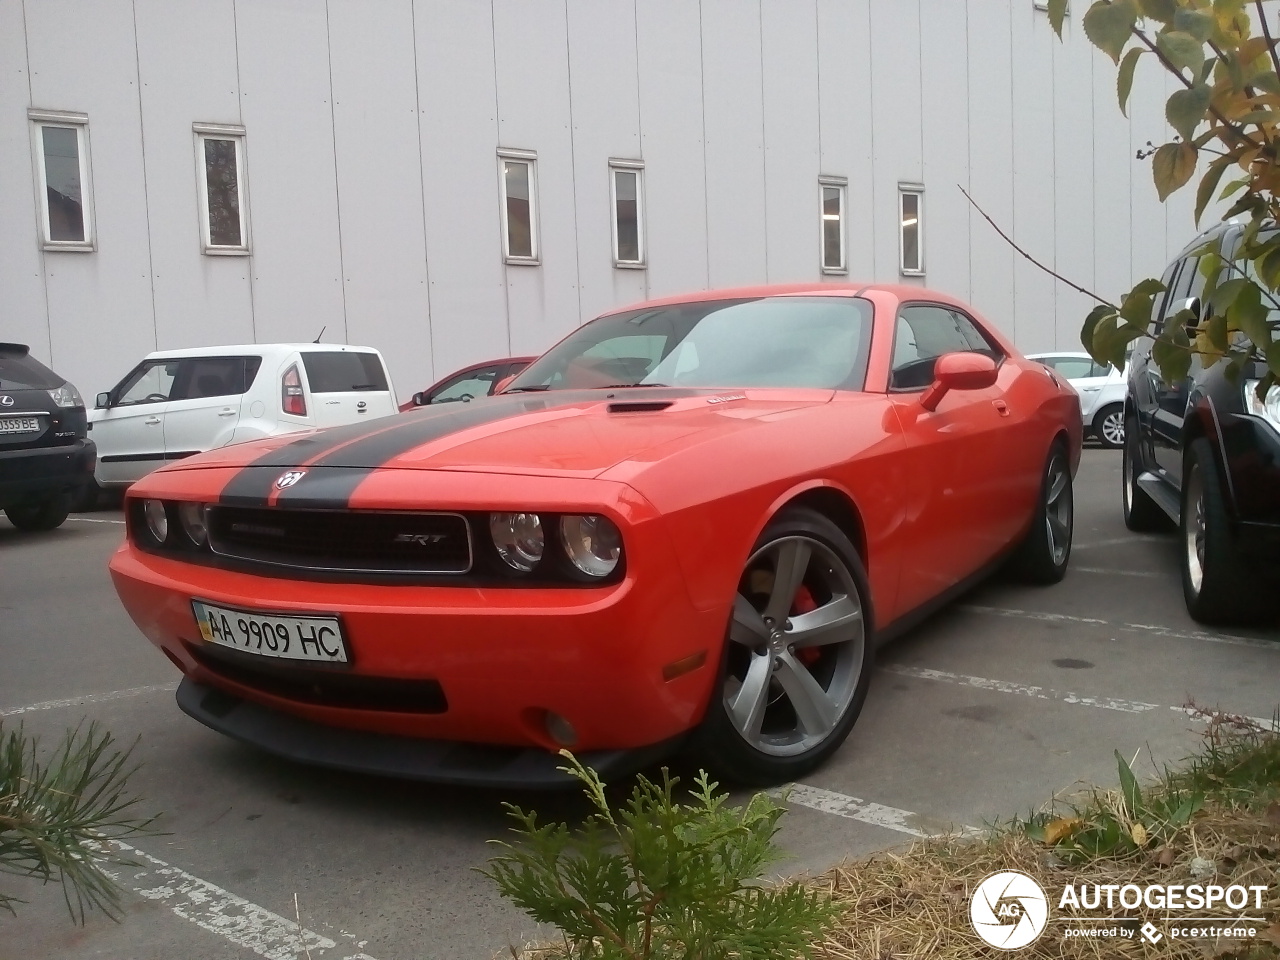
[398,356,535,412]
[109,285,1082,787]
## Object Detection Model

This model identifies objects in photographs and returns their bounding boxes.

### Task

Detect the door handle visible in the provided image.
[218,409,236,417]
[144,417,161,425]
[993,400,1009,416]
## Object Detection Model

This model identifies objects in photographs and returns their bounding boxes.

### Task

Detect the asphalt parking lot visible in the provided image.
[1,448,1277,960]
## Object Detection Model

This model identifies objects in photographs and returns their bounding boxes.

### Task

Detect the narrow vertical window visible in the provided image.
[30,111,93,250]
[819,177,847,274]
[194,124,249,254]
[609,161,645,267]
[899,185,924,275]
[498,150,538,263]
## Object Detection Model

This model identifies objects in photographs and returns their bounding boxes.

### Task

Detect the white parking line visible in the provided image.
[0,682,178,717]
[777,783,969,838]
[958,604,1280,652]
[1072,566,1163,578]
[104,841,378,960]
[67,516,125,524]
[883,663,1274,729]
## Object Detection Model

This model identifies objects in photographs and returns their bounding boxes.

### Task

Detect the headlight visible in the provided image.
[559,514,622,578]
[47,383,83,408]
[489,512,545,572]
[143,500,169,543]
[179,502,208,545]
[1244,380,1280,432]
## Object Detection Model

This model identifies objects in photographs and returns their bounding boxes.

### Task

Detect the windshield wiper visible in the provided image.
[504,384,551,392]
[595,383,669,389]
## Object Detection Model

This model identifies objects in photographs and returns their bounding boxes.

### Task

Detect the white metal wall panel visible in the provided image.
[816,0,874,281]
[920,0,972,304]
[233,1,344,345]
[1010,7,1057,349]
[327,0,431,399]
[24,0,157,398]
[965,2,1016,337]
[1129,57,1170,290]
[760,2,819,283]
[0,0,48,360]
[867,0,923,289]
[133,0,254,356]
[1049,15,1098,348]
[635,0,708,297]
[565,0,647,322]
[493,0,581,356]
[700,0,767,288]
[1091,46,1133,306]
[413,0,507,379]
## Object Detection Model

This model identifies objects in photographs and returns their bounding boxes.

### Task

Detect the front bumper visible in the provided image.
[0,438,95,507]
[109,536,722,783]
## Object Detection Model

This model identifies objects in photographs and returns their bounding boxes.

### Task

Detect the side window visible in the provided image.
[1049,358,1097,380]
[890,305,999,391]
[432,368,500,403]
[174,357,255,401]
[1150,260,1181,331]
[116,361,179,405]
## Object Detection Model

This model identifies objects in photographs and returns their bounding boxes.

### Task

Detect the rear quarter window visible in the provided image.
[0,349,63,390]
[301,352,389,393]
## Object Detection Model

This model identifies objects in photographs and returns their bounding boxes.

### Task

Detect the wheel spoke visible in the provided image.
[763,539,811,624]
[1047,469,1067,505]
[1048,513,1070,547]
[787,594,862,649]
[773,653,838,736]
[729,594,769,647]
[726,653,772,740]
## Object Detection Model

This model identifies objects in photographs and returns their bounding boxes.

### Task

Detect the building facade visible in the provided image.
[1,0,1197,401]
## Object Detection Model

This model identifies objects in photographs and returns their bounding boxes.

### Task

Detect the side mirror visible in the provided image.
[494,374,516,394]
[95,392,111,409]
[920,353,999,412]
[411,391,428,407]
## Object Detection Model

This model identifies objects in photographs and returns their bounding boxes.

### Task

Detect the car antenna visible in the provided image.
[313,326,326,343]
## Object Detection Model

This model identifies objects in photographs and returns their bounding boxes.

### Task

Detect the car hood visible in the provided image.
[160,388,838,481]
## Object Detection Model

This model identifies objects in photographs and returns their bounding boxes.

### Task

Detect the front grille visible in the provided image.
[207,506,472,575]
[189,643,448,713]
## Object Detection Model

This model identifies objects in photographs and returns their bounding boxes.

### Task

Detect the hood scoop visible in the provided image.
[607,399,675,414]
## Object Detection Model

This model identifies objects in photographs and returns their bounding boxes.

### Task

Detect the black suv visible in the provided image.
[1124,221,1280,625]
[0,343,95,531]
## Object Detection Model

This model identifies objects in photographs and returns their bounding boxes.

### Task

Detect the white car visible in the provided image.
[89,343,397,490]
[1025,351,1126,448]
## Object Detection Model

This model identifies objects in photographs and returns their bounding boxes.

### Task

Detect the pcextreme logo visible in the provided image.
[970,871,1049,950]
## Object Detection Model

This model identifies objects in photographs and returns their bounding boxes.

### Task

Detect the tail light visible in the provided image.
[282,363,307,416]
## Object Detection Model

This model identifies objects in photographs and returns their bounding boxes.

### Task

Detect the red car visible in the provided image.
[398,357,535,412]
[109,285,1082,787]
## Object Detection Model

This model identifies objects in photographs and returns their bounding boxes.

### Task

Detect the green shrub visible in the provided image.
[483,751,836,960]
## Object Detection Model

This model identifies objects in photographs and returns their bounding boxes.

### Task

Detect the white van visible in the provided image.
[89,343,397,490]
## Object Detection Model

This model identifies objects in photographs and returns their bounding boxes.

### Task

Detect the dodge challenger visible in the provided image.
[109,284,1082,787]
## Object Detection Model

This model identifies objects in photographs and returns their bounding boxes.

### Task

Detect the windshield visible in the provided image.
[506,296,873,392]
[0,348,63,390]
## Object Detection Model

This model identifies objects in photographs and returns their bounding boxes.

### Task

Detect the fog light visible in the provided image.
[143,500,168,543]
[179,502,208,545]
[544,711,578,748]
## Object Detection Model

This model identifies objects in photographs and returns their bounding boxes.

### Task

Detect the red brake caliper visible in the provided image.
[790,586,821,665]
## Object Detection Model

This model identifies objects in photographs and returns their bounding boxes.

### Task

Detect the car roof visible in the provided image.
[140,343,385,361]
[595,282,978,318]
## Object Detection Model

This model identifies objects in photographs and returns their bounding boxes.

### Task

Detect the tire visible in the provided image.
[1180,438,1269,625]
[5,493,71,531]
[1123,414,1173,532]
[1009,441,1073,584]
[1093,403,1125,449]
[692,506,873,785]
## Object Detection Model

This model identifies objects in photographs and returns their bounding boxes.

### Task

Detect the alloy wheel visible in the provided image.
[1184,466,1206,594]
[1100,409,1125,447]
[724,535,865,757]
[1045,454,1072,567]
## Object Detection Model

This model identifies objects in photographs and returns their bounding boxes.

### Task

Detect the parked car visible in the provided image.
[1125,220,1280,625]
[1026,352,1126,448]
[89,344,397,494]
[399,357,535,412]
[0,343,95,531]
[108,284,1081,787]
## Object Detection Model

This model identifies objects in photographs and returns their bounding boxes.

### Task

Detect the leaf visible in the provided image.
[1157,30,1206,77]
[1131,822,1149,846]
[1226,281,1271,348]
[1084,0,1139,62]
[1219,175,1250,201]
[1115,750,1143,815]
[1208,276,1249,315]
[1138,0,1176,22]
[1048,0,1070,37]
[1195,155,1235,224]
[1119,276,1167,324]
[1152,141,1197,200]
[1153,320,1194,381]
[1166,83,1212,141]
[1081,303,1119,361]
[1118,47,1145,115]
[1173,8,1215,42]
[1044,817,1084,845]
